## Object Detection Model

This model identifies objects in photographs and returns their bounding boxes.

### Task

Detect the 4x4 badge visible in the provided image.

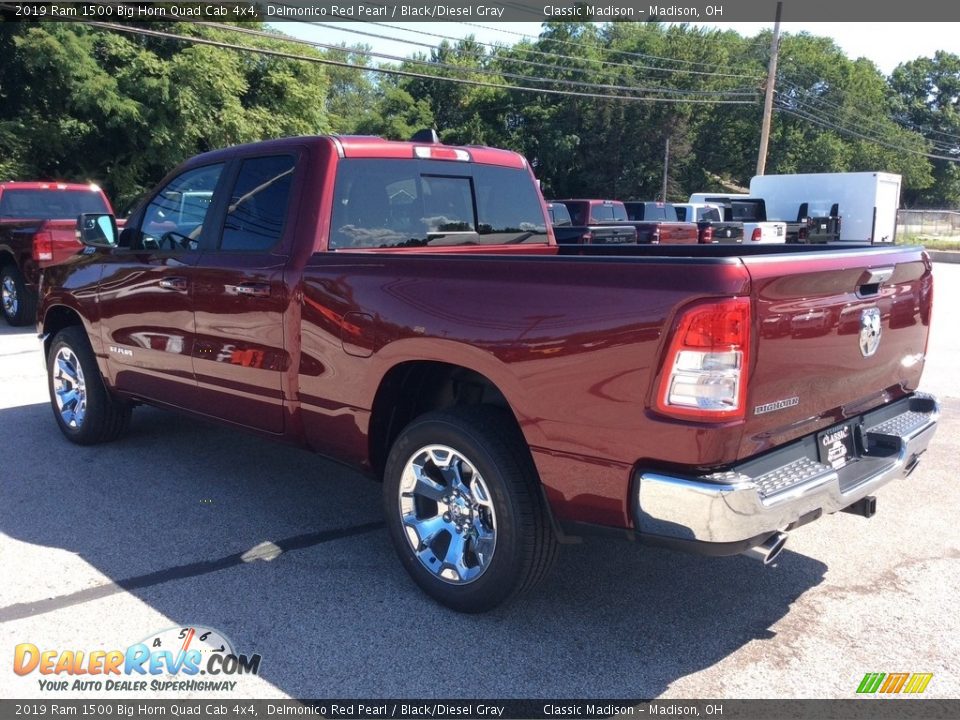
[860,308,882,357]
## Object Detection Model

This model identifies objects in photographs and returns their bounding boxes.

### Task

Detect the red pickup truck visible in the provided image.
[38,135,939,612]
[0,181,113,325]
[621,201,700,244]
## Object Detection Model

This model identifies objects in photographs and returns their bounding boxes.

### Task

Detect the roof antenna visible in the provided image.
[410,128,440,144]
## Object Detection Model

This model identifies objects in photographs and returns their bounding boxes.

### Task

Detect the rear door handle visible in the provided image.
[230,282,271,298]
[159,277,188,291]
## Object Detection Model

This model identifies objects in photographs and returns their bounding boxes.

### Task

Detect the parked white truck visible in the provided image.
[688,193,787,243]
[749,172,902,244]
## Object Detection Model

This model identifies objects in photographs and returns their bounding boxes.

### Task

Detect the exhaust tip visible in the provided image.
[742,532,788,565]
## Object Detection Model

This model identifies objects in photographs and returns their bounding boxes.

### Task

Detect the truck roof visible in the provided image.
[0,181,104,193]
[181,135,529,170]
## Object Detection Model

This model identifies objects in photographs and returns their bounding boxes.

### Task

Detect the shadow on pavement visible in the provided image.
[0,401,827,698]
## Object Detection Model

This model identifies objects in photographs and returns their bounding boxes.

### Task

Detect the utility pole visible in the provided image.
[756,1,783,176]
[661,136,670,202]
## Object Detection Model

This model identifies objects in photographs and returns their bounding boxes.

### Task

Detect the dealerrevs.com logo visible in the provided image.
[13,626,261,693]
[856,672,934,695]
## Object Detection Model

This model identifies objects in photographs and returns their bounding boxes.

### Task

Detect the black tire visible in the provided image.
[47,326,132,445]
[383,406,558,613]
[1,264,36,327]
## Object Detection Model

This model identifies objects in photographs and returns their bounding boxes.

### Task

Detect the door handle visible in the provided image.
[229,283,271,298]
[158,277,188,291]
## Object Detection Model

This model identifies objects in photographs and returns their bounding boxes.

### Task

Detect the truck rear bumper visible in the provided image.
[634,392,939,550]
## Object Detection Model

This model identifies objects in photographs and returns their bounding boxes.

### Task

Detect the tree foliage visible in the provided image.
[1,21,957,209]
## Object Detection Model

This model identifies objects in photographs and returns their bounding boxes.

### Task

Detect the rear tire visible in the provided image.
[48,326,132,445]
[383,406,558,613]
[1,265,35,327]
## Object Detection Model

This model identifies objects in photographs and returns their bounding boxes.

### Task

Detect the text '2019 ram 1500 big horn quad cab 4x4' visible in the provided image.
[39,135,939,612]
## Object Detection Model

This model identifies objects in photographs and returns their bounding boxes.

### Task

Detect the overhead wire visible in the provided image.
[79,22,757,105]
[207,21,757,98]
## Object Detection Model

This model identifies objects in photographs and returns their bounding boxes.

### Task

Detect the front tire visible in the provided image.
[383,406,558,612]
[1,265,35,326]
[48,326,132,445]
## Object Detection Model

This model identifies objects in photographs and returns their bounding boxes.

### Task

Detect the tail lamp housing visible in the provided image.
[751,227,762,242]
[32,231,54,262]
[655,297,751,421]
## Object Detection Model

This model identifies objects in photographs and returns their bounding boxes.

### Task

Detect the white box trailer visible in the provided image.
[749,172,902,243]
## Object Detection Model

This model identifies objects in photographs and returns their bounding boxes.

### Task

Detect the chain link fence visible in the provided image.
[897,209,960,238]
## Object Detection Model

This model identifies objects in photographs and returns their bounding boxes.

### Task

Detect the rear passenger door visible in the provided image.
[190,153,300,434]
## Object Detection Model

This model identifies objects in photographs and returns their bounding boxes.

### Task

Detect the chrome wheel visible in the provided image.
[52,346,87,429]
[1,275,17,318]
[398,444,497,585]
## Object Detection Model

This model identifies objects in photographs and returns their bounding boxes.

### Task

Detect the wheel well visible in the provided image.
[0,250,15,270]
[368,361,514,477]
[42,306,84,358]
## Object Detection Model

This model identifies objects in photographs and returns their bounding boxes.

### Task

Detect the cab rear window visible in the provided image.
[330,159,547,249]
[0,189,109,219]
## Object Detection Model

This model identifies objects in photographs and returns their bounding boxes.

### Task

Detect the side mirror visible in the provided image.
[77,213,118,248]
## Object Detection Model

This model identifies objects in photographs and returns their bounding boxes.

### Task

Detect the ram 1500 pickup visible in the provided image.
[0,182,113,325]
[622,201,700,244]
[546,201,637,245]
[39,135,939,612]
[673,202,744,244]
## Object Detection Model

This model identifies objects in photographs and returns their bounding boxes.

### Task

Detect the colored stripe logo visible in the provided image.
[857,672,933,694]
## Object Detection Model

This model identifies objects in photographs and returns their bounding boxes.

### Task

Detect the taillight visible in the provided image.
[652,227,661,244]
[655,297,751,421]
[701,226,714,244]
[32,231,54,262]
[751,227,762,242]
[799,226,808,241]
[581,231,593,244]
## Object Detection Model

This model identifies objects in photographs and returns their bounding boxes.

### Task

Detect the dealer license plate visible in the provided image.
[817,423,858,470]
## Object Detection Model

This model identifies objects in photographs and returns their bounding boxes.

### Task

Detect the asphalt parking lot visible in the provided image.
[1,263,958,701]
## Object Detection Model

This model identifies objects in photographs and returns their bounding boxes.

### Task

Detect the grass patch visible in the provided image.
[896,235,960,251]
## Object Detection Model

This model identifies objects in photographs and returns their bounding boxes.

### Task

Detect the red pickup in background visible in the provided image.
[0,181,113,325]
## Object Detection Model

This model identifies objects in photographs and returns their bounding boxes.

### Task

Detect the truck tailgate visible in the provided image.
[739,246,933,459]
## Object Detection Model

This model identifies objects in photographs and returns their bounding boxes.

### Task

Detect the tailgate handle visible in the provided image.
[857,266,894,297]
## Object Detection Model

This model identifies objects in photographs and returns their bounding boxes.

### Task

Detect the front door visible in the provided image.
[98,163,227,410]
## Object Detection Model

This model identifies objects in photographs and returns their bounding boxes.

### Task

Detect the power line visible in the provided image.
[197,21,757,99]
[349,20,764,82]
[777,101,960,162]
[457,20,770,72]
[779,89,959,153]
[780,80,960,146]
[81,22,756,106]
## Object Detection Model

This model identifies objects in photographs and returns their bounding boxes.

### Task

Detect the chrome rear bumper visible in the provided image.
[634,393,939,547]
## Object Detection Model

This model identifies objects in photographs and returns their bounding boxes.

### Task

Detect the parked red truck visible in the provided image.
[0,181,113,325]
[38,135,939,612]
[621,201,700,244]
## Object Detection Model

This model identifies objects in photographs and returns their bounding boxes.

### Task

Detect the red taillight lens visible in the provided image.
[751,227,762,242]
[701,226,714,244]
[32,231,54,262]
[655,297,751,421]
